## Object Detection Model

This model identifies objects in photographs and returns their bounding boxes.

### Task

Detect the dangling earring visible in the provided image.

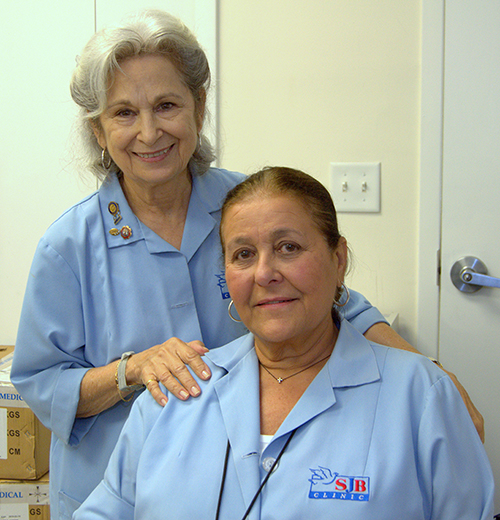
[101,148,112,171]
[228,300,242,323]
[334,282,350,308]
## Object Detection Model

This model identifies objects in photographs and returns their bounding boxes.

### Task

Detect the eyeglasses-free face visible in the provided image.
[223,194,347,352]
[94,54,203,194]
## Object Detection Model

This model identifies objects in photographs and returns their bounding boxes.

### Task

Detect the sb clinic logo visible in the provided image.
[215,273,230,300]
[309,466,370,502]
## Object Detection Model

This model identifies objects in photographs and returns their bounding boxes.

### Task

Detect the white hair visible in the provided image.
[70,9,214,180]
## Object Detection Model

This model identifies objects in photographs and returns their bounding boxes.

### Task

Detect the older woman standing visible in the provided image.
[10,11,402,520]
[10,11,246,519]
[74,167,493,520]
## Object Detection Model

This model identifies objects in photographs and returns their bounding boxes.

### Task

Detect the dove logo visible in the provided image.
[308,466,370,501]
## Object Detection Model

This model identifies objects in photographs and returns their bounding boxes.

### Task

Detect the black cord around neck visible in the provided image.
[215,441,231,519]
[215,429,297,520]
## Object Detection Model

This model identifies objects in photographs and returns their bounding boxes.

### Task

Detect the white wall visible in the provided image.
[218,0,421,343]
[0,1,95,346]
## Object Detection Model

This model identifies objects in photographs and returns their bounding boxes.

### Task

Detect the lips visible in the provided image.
[256,298,297,306]
[135,144,173,159]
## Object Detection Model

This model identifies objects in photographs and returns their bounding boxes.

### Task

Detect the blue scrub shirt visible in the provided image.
[75,321,494,520]
[11,168,387,519]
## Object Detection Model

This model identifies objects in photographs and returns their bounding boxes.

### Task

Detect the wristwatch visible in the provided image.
[117,351,145,393]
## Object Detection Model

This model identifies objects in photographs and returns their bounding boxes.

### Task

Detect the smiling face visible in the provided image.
[223,194,347,350]
[93,54,204,192]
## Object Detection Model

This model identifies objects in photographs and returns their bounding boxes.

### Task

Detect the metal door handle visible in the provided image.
[450,256,500,292]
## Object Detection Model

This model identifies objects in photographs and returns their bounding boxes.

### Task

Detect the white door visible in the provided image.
[439,0,500,511]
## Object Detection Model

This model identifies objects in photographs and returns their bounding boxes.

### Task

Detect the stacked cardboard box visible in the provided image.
[0,473,50,519]
[0,346,50,518]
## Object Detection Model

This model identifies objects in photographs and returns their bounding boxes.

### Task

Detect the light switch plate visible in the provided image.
[330,162,381,213]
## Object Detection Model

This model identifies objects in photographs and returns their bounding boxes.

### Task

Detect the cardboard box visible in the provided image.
[0,473,50,519]
[0,346,51,480]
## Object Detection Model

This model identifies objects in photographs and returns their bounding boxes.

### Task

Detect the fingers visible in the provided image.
[153,343,210,400]
[128,338,212,405]
[145,377,169,407]
[188,340,210,356]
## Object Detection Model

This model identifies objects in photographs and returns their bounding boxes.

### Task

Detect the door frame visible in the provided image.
[417,0,445,356]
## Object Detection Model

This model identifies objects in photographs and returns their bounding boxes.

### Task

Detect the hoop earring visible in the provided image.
[228,300,242,323]
[334,282,350,308]
[101,148,112,171]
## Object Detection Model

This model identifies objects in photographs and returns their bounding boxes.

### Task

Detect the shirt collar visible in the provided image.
[207,319,381,389]
[99,174,144,250]
[326,319,381,387]
[99,171,222,255]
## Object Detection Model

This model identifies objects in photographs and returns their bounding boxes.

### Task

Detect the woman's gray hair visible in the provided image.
[70,9,215,180]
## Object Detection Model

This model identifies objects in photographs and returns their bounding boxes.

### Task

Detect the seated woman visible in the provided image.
[74,167,493,519]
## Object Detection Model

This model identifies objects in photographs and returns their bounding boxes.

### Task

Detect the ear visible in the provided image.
[334,237,348,282]
[196,89,207,132]
[91,120,107,149]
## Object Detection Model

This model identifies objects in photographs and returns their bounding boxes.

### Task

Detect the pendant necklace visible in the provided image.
[259,354,331,384]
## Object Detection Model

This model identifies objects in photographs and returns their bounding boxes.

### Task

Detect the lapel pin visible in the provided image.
[108,201,122,225]
[120,226,132,239]
[109,225,132,239]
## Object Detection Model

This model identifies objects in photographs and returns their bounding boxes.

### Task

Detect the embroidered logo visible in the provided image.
[215,273,230,300]
[308,466,370,502]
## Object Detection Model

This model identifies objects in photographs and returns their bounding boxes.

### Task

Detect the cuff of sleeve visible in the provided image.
[51,366,97,446]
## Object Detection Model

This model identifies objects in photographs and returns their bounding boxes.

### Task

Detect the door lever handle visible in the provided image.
[460,269,500,289]
[451,256,500,293]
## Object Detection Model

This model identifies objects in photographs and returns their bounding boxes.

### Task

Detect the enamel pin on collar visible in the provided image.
[108,202,132,239]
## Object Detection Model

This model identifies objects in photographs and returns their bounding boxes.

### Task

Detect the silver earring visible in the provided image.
[101,148,112,170]
[334,282,350,308]
[228,300,242,323]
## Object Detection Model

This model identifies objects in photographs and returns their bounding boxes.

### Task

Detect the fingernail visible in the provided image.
[160,398,167,406]
[191,386,200,396]
[179,390,189,399]
[201,370,210,379]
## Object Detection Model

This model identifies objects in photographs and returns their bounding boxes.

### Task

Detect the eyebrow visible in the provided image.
[270,228,299,240]
[226,228,302,247]
[106,93,185,110]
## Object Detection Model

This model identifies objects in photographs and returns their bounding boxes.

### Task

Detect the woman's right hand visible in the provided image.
[125,338,212,406]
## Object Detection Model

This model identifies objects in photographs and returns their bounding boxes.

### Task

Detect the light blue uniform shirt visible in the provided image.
[11,168,386,519]
[75,321,494,520]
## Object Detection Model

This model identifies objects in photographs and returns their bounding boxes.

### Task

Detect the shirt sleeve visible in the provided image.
[11,238,96,446]
[73,392,156,520]
[339,288,388,334]
[417,376,494,519]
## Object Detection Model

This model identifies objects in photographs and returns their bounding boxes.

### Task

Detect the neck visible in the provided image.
[257,320,339,436]
[119,171,192,249]
[254,318,338,372]
[120,170,192,215]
